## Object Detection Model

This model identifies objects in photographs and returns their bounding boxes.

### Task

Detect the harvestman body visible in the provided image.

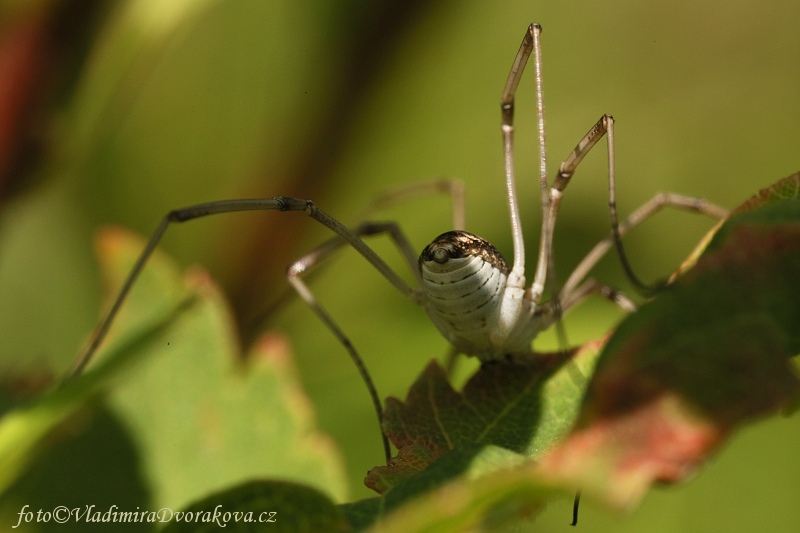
[66,24,727,484]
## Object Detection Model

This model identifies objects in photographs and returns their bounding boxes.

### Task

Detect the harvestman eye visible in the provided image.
[65,23,728,525]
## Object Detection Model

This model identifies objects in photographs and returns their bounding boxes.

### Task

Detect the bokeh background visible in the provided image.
[0,0,798,531]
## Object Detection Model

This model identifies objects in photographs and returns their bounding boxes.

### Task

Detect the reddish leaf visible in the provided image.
[732,171,800,215]
[539,172,800,508]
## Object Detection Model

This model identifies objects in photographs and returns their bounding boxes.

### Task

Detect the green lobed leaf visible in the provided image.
[95,228,349,510]
[366,341,600,495]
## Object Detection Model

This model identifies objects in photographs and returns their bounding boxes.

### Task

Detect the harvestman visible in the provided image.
[65,23,727,487]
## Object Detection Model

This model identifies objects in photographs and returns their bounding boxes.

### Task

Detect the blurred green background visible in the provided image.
[0,0,798,531]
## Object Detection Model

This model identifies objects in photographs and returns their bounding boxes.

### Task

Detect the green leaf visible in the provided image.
[354,444,531,528]
[97,228,349,510]
[539,172,800,508]
[367,341,600,494]
[0,228,348,515]
[345,342,600,529]
[160,480,347,533]
[0,270,196,497]
[357,459,567,533]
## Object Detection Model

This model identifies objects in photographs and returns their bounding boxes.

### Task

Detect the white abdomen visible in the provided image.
[419,230,540,360]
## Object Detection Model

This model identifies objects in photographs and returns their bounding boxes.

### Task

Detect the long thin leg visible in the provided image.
[499,24,554,302]
[64,197,419,381]
[500,23,542,289]
[290,272,397,461]
[559,278,636,314]
[527,113,728,305]
[570,489,581,526]
[283,221,452,464]
[605,117,663,295]
[247,179,466,336]
[560,192,728,304]
[604,117,726,294]
[288,221,422,283]
[526,115,610,306]
[355,179,466,231]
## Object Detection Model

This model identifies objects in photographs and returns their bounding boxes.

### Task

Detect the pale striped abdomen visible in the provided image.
[419,231,512,358]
